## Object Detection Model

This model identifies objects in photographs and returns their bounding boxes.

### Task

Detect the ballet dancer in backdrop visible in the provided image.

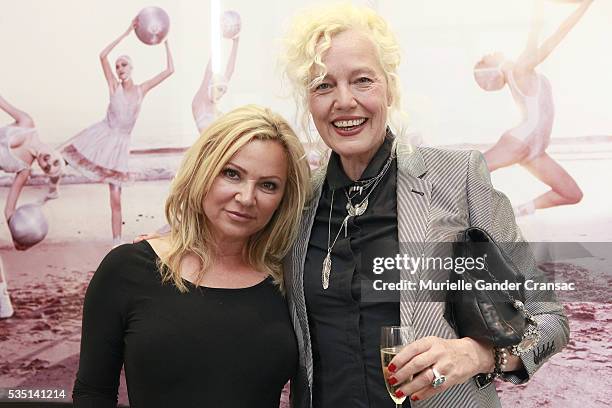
[192,15,240,134]
[474,0,593,216]
[0,94,65,317]
[61,20,174,246]
[0,94,64,245]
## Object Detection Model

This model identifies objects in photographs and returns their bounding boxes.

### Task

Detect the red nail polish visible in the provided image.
[388,363,397,373]
[395,390,405,398]
[388,376,398,385]
[411,395,420,401]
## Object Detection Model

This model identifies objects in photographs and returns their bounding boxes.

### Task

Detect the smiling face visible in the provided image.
[308,29,391,166]
[202,139,288,246]
[115,57,133,82]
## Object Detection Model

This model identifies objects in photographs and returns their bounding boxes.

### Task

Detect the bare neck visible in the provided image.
[210,236,248,267]
[120,79,135,90]
[338,137,385,181]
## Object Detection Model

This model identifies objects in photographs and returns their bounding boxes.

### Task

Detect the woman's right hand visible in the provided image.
[125,18,137,35]
[133,232,162,244]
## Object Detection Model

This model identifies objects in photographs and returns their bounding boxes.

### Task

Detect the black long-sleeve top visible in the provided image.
[73,241,297,408]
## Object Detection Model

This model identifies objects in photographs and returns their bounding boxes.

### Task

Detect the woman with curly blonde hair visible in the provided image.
[281,3,568,407]
[73,105,311,407]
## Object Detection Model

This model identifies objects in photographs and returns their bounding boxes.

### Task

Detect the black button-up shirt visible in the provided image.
[304,135,404,408]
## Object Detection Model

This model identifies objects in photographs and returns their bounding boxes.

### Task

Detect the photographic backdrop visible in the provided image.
[1,1,610,406]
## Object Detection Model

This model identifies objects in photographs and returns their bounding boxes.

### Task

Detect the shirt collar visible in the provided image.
[325,129,394,191]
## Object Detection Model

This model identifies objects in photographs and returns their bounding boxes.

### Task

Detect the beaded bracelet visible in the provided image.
[474,346,508,389]
[493,347,508,376]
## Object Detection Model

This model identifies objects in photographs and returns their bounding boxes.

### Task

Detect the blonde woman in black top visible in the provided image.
[73,105,311,408]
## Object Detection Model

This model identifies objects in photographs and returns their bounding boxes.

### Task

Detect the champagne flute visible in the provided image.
[381,326,415,407]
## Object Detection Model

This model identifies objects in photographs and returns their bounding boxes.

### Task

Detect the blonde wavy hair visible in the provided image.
[281,3,403,135]
[160,105,311,292]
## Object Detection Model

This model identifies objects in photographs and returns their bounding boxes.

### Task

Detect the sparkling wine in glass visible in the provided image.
[381,326,415,407]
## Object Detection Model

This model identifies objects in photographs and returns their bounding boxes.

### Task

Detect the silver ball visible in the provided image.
[135,7,170,45]
[8,204,49,249]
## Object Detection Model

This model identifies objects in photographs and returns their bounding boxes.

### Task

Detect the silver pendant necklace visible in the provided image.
[346,196,368,217]
[322,190,347,289]
[321,152,395,289]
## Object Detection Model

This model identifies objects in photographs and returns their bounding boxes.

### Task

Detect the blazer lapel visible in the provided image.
[395,142,432,330]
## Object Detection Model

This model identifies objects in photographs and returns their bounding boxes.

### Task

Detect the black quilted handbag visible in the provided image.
[444,227,537,348]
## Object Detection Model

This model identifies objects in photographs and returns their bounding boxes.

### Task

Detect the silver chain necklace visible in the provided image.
[321,152,395,289]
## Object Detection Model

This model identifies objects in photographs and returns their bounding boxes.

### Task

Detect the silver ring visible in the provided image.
[431,367,446,388]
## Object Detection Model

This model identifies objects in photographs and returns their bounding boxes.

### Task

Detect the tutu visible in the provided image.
[62,86,142,184]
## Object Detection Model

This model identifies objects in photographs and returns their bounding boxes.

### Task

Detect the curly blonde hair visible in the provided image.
[281,3,402,135]
[160,105,311,292]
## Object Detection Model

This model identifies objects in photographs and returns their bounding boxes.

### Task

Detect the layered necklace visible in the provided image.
[322,151,395,289]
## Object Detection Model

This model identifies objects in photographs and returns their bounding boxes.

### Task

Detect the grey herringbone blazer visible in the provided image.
[284,143,569,408]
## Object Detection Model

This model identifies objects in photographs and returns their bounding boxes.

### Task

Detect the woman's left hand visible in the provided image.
[387,336,494,402]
